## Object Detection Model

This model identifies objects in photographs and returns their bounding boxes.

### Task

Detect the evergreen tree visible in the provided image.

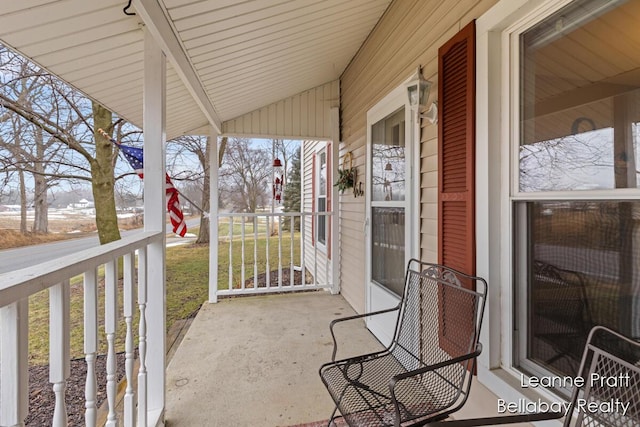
[282,146,301,231]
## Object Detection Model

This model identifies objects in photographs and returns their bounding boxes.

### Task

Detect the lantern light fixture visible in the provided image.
[405,65,431,109]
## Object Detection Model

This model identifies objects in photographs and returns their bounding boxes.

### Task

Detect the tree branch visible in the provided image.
[0,93,94,162]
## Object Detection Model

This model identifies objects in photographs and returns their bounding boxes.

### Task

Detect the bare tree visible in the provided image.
[519,132,617,192]
[168,134,209,243]
[0,46,125,243]
[219,138,271,213]
[0,55,69,233]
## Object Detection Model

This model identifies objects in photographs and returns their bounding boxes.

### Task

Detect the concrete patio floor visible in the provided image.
[165,291,532,427]
[165,291,381,426]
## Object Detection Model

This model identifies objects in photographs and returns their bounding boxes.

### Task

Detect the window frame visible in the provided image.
[507,0,640,387]
[315,145,328,249]
[475,0,640,401]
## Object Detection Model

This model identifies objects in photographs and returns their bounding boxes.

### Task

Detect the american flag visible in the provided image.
[118,143,187,237]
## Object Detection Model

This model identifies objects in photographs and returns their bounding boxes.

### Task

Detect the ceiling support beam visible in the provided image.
[133,0,222,133]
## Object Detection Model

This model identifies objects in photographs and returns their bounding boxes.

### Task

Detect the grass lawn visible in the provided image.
[27,230,301,364]
[27,245,210,365]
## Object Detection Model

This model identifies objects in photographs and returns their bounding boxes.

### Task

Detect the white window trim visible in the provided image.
[315,143,328,252]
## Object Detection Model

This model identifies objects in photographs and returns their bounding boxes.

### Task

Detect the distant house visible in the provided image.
[67,199,95,209]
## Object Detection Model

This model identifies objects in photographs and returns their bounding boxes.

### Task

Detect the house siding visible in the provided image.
[302,141,333,286]
[222,81,339,139]
[339,0,497,314]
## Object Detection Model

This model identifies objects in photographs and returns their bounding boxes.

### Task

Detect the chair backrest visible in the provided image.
[533,261,592,333]
[390,260,488,403]
[565,326,640,426]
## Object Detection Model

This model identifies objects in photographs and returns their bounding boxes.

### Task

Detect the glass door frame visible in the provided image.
[365,82,420,346]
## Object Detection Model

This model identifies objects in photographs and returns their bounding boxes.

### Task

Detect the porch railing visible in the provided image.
[0,231,165,427]
[215,212,334,298]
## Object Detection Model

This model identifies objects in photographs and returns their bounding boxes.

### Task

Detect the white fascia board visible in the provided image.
[133,0,222,133]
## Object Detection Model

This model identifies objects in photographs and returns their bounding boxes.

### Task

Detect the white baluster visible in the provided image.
[84,268,98,426]
[314,215,318,286]
[241,216,246,289]
[0,299,29,427]
[50,281,70,427]
[137,247,148,427]
[105,260,118,427]
[290,215,294,287]
[253,216,258,288]
[228,216,233,290]
[325,215,330,287]
[266,216,271,288]
[124,252,136,427]
[278,215,283,287]
[300,213,306,286]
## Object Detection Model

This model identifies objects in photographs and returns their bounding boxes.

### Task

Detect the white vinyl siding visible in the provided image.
[339,0,498,314]
[222,81,340,140]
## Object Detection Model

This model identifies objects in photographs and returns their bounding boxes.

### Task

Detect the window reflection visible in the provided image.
[519,0,640,193]
[371,108,406,201]
[520,201,640,378]
[515,0,640,392]
[371,207,405,295]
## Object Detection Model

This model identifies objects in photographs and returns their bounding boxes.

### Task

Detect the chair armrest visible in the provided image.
[385,344,482,423]
[389,343,482,389]
[329,305,400,361]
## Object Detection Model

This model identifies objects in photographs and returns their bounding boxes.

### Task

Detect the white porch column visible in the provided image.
[143,29,167,425]
[330,107,340,294]
[0,299,28,427]
[209,127,220,303]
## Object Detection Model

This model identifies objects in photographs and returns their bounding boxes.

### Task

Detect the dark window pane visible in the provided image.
[371,207,405,295]
[317,198,326,245]
[517,201,640,379]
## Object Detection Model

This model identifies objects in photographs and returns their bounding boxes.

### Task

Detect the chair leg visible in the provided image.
[328,404,339,427]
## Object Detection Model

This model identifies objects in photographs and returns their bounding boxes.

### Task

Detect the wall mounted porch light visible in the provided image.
[405,65,431,109]
[421,101,438,124]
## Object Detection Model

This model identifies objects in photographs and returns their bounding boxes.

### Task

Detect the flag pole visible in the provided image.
[171,188,207,216]
[97,128,209,216]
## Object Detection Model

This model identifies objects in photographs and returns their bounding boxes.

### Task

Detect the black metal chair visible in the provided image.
[320,260,490,426]
[562,326,640,426]
[531,261,593,374]
[319,259,639,426]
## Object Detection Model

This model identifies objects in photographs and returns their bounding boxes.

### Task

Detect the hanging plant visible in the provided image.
[335,152,356,193]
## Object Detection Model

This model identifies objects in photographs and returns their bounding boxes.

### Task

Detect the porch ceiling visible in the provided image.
[0,0,392,140]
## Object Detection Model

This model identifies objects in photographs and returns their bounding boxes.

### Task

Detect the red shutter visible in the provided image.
[437,20,476,363]
[438,20,476,280]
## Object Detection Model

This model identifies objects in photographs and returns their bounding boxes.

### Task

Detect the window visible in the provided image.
[513,0,640,389]
[371,107,406,295]
[317,150,327,246]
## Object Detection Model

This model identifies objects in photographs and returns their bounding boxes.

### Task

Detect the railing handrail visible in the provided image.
[0,231,163,307]
[217,211,333,218]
